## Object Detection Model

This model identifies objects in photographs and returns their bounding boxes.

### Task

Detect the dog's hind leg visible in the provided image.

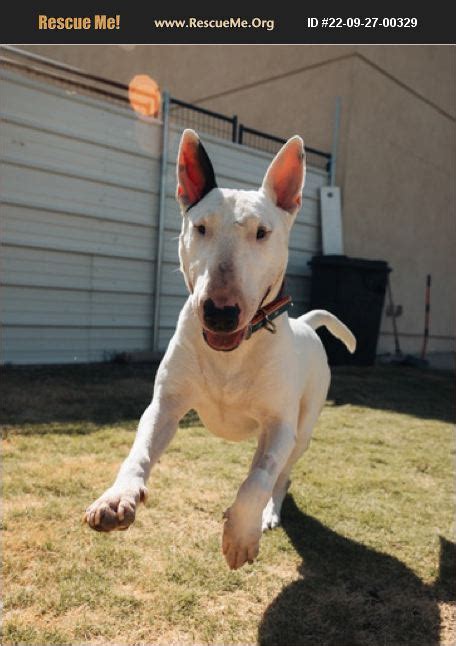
[262,386,329,531]
[246,433,289,531]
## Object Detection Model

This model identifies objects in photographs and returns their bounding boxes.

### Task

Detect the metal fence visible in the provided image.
[238,124,332,171]
[168,106,332,172]
[169,97,238,143]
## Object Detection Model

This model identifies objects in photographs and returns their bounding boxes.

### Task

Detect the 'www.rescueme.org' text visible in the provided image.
[153,17,275,31]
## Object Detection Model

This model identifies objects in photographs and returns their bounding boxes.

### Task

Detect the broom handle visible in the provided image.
[421,274,431,360]
[387,278,401,356]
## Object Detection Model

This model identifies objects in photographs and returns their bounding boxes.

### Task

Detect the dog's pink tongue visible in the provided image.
[204,328,246,352]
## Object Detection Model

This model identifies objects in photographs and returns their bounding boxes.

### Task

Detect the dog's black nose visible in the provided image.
[203,299,240,333]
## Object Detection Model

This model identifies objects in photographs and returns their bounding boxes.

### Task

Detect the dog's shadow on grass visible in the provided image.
[258,495,455,646]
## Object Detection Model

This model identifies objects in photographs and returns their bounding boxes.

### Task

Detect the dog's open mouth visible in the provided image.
[203,327,247,352]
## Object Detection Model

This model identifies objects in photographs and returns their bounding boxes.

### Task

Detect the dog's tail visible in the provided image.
[302,309,357,354]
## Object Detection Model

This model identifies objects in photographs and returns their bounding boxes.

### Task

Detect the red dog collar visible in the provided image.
[245,293,293,339]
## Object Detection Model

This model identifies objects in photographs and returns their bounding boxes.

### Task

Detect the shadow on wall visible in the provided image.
[258,495,455,646]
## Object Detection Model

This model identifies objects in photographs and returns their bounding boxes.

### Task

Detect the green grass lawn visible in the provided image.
[1,363,454,645]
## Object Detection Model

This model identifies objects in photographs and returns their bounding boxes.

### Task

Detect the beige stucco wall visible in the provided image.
[357,46,455,118]
[343,56,455,353]
[19,45,456,355]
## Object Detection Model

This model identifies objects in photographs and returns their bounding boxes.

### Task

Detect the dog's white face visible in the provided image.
[176,129,306,352]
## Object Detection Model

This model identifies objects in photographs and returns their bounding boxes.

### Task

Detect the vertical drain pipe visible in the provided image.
[152,91,170,353]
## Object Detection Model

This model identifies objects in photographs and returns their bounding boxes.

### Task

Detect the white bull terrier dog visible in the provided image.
[85,129,356,570]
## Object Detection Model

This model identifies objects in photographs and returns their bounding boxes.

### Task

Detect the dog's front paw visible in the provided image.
[84,485,147,532]
[222,509,261,570]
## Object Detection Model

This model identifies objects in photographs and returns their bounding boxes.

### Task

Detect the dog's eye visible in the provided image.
[196,225,206,236]
[256,226,268,240]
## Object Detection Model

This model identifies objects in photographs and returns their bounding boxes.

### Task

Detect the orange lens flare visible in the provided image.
[128,74,161,117]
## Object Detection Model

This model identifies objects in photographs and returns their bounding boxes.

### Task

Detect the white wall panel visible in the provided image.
[0,70,160,363]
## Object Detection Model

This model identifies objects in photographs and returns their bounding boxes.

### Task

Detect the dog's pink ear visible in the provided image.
[262,136,306,214]
[176,129,217,210]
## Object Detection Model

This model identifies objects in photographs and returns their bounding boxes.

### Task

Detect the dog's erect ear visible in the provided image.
[262,136,306,214]
[176,129,217,211]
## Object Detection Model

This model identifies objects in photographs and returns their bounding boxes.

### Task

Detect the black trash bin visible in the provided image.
[308,255,391,366]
